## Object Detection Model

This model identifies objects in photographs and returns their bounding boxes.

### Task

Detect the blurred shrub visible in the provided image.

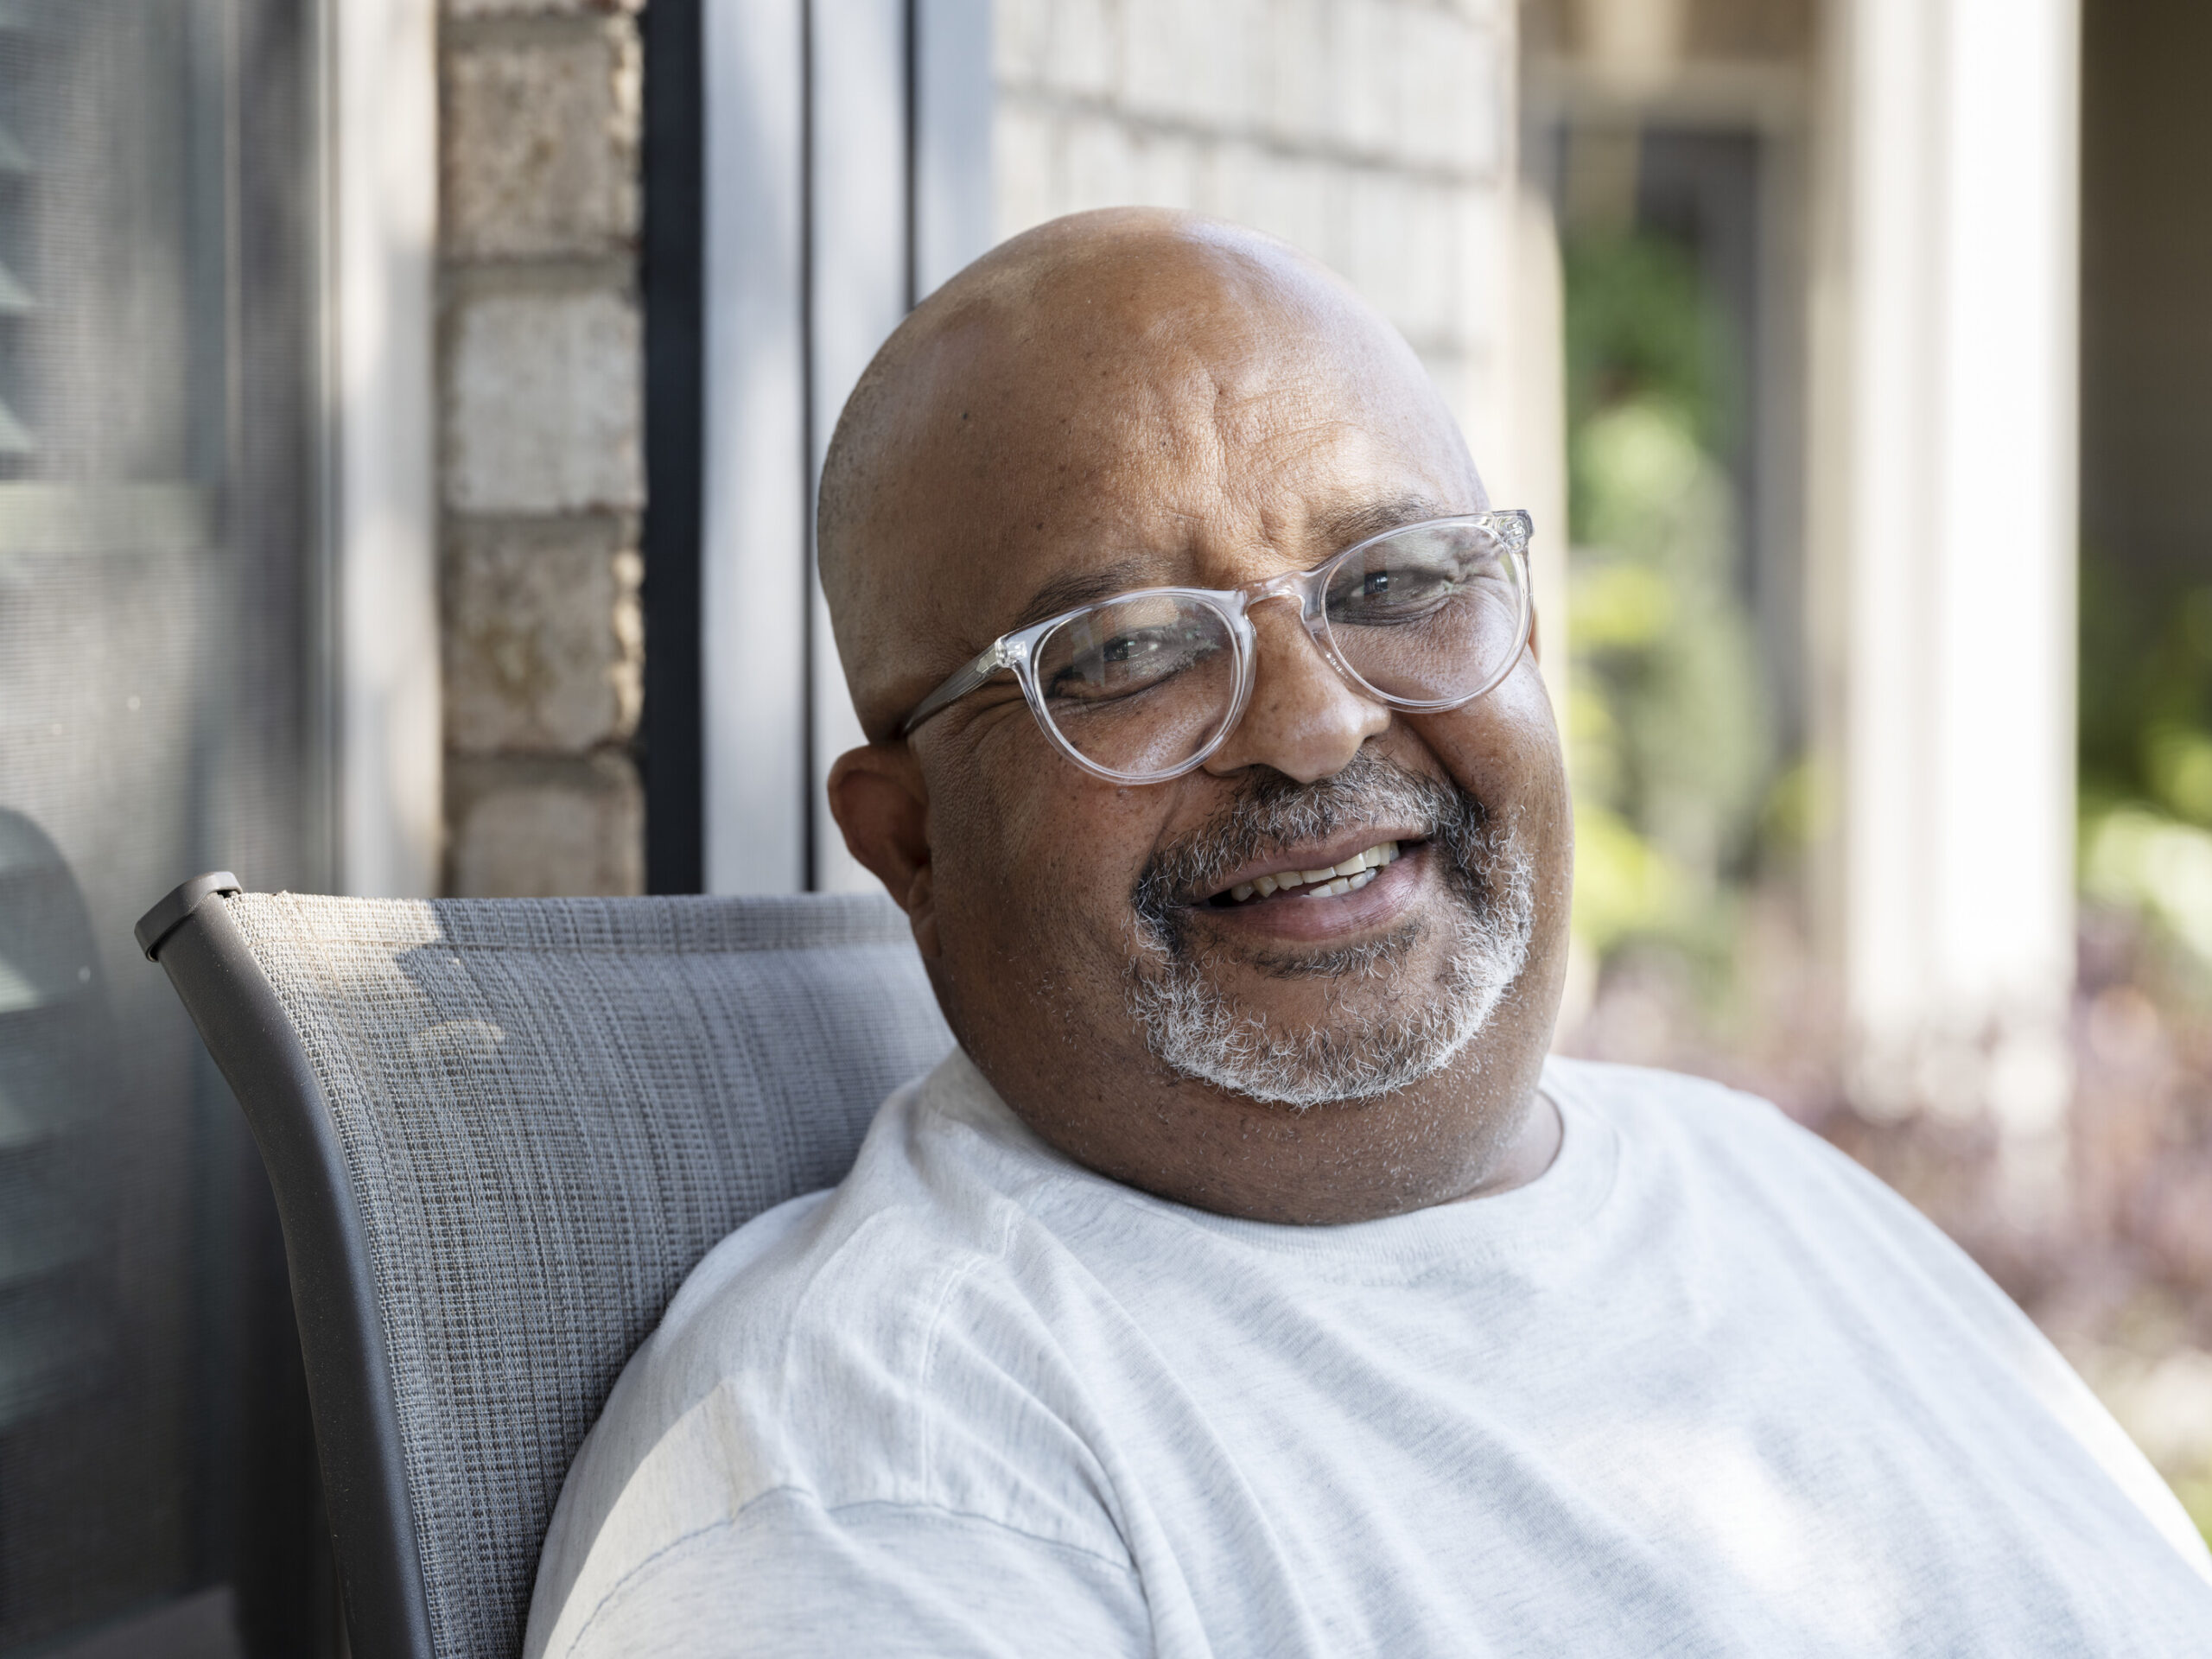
[1563,232,1772,961]
[2084,809,2212,963]
[2079,554,2212,969]
[1562,232,1734,467]
[2080,555,2212,815]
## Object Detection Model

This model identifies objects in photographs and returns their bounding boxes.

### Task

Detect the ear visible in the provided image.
[1529,605,1543,664]
[827,741,939,957]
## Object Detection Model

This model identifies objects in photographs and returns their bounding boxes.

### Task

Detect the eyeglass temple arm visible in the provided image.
[899,639,1011,737]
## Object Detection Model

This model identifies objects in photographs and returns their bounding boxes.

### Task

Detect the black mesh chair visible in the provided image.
[135,875,953,1659]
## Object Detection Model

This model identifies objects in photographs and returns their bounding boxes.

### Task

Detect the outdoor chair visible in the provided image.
[134,875,954,1659]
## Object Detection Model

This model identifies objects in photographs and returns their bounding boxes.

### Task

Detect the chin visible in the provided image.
[1132,916,1526,1115]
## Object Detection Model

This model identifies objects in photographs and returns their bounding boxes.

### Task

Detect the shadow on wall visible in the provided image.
[0,809,125,1638]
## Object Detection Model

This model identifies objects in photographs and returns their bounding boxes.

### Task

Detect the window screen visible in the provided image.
[0,2,334,1654]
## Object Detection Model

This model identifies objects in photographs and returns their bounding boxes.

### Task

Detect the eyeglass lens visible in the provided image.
[1031,521,1526,779]
[1318,521,1528,705]
[1034,594,1243,778]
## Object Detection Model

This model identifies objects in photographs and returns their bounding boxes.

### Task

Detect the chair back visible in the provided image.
[137,882,953,1659]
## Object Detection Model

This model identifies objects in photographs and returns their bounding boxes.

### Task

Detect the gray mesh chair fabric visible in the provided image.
[162,889,953,1659]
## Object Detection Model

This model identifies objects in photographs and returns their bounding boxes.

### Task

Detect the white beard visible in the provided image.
[1128,819,1535,1110]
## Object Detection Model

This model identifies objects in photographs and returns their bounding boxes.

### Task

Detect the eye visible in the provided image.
[1330,557,1465,621]
[1043,615,1224,702]
[1102,631,1170,666]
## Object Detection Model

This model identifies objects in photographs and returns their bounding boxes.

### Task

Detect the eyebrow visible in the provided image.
[1312,493,1457,550]
[1005,556,1159,632]
[999,494,1464,634]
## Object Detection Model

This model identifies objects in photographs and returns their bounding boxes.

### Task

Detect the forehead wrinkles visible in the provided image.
[956,349,1283,600]
[1050,341,1234,494]
[1035,349,1390,549]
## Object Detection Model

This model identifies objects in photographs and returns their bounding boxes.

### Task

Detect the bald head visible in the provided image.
[817,207,1483,741]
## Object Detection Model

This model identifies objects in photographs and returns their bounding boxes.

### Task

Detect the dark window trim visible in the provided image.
[641,0,705,894]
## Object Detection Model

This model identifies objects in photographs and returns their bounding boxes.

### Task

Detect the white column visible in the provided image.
[1840,0,2079,1197]
[334,0,441,898]
[702,0,810,895]
[806,0,912,894]
[913,0,996,300]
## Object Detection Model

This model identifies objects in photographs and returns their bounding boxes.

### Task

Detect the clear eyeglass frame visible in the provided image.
[898,509,1535,785]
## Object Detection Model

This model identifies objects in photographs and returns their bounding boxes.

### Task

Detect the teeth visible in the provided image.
[1222,840,1406,903]
[1303,867,1382,899]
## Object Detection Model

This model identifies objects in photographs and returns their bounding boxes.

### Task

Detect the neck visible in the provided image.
[976,1038,1560,1225]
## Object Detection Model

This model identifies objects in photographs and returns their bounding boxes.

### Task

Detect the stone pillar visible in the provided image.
[437,0,646,895]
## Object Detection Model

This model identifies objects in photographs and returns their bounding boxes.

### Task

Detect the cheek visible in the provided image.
[1406,659,1572,856]
[927,750,1168,982]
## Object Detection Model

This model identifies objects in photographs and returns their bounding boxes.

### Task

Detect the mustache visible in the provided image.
[1130,748,1493,923]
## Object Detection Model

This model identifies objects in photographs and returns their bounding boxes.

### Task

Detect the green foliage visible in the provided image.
[2077,553,2212,974]
[2082,806,2212,965]
[1561,232,1772,961]
[1563,232,1738,518]
[2177,1469,2212,1553]
[2080,554,2212,826]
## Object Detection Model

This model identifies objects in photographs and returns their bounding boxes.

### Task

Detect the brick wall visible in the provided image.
[438,0,645,896]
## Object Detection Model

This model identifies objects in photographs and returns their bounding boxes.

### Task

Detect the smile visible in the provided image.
[1209,841,1404,905]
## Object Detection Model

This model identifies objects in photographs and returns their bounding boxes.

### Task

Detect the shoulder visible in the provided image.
[1544,1063,2212,1572]
[1538,1053,1978,1273]
[528,1055,1128,1652]
[598,1058,1082,1498]
[550,1489,1148,1659]
[1545,1054,1853,1179]
[1542,1052,1787,1128]
[1541,1054,2041,1356]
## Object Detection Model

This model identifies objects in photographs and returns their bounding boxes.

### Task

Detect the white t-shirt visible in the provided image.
[526,1051,2212,1658]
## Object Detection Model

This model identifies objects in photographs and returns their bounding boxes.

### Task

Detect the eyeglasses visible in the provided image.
[899,511,1534,784]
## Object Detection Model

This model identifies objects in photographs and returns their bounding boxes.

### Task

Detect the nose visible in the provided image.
[1202,599,1390,784]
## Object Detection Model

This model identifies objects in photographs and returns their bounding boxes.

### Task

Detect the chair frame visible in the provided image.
[138,874,435,1658]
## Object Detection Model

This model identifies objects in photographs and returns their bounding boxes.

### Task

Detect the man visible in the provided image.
[526,210,2211,1656]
